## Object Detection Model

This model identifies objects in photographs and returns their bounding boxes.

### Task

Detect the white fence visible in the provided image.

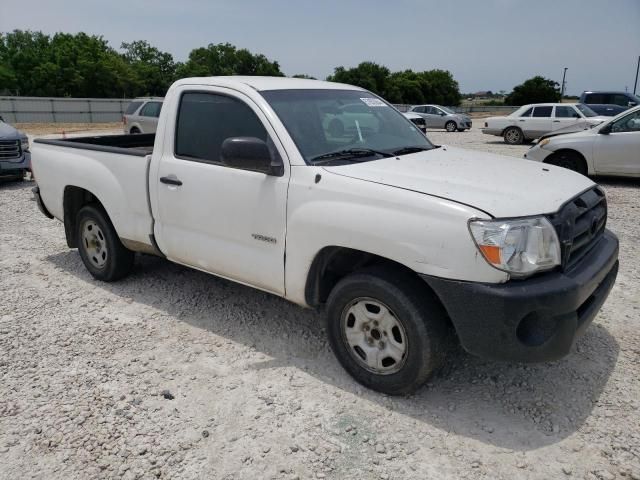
[0,97,132,123]
[0,96,520,124]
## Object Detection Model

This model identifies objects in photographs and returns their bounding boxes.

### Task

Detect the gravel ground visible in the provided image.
[1,125,639,480]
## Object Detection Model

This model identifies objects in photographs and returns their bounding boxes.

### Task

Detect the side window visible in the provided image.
[611,110,640,133]
[611,94,630,107]
[555,106,580,118]
[585,93,605,104]
[532,106,553,117]
[139,101,163,118]
[175,92,268,163]
[125,101,143,115]
[413,106,425,113]
[519,107,533,117]
[426,106,436,114]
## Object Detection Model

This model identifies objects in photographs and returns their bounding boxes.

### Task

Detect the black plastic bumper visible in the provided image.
[422,229,619,362]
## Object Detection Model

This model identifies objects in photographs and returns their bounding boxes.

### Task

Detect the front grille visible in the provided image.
[0,140,21,160]
[547,186,607,271]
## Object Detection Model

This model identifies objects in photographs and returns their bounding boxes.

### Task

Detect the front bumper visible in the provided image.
[523,146,552,162]
[481,128,502,136]
[0,152,31,177]
[422,229,619,362]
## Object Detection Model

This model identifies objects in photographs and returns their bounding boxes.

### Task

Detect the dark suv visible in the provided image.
[580,91,640,116]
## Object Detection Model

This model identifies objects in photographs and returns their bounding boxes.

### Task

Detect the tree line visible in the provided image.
[0,30,560,106]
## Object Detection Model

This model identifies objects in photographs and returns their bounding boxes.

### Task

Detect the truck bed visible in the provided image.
[35,133,155,156]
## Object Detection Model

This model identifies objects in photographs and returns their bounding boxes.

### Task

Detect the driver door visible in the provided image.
[150,87,290,295]
[593,109,640,175]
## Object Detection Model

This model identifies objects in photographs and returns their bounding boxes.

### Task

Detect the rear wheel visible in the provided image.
[503,126,524,145]
[445,121,458,132]
[129,127,141,134]
[546,151,588,176]
[326,267,451,395]
[76,205,134,281]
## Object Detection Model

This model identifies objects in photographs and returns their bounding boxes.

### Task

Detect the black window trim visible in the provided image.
[172,89,282,169]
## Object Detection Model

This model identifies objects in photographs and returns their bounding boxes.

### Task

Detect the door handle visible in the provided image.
[160,176,183,186]
[553,120,560,123]
[519,119,525,122]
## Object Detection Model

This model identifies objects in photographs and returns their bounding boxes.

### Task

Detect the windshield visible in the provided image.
[575,104,598,117]
[439,106,456,114]
[260,89,434,164]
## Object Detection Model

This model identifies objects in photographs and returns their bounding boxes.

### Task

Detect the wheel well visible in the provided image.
[501,125,522,136]
[544,149,587,165]
[63,186,105,248]
[304,247,422,307]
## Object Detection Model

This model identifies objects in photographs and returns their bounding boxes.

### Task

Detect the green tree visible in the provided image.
[327,62,392,97]
[120,40,175,96]
[175,43,283,79]
[505,76,560,105]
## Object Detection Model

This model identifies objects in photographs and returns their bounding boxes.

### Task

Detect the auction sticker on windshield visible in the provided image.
[360,98,387,107]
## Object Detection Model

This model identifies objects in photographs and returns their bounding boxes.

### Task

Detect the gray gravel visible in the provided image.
[1,125,639,479]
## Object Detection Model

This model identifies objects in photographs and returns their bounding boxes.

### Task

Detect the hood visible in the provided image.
[322,146,594,218]
[0,122,24,140]
[538,121,600,141]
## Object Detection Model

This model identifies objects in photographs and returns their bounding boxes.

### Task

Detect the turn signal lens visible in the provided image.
[469,217,561,277]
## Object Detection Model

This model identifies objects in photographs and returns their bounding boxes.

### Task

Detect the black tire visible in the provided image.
[503,126,524,145]
[326,266,451,395]
[546,151,587,176]
[129,127,141,134]
[76,205,134,281]
[445,121,458,132]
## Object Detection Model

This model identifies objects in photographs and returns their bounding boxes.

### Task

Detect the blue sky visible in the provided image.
[1,0,639,95]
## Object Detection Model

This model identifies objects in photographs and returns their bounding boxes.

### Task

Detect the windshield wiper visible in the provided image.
[391,146,433,156]
[310,148,394,164]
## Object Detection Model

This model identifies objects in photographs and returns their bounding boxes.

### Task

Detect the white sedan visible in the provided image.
[524,105,640,177]
[482,103,606,145]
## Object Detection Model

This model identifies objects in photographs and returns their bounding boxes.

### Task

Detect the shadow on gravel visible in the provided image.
[46,250,619,451]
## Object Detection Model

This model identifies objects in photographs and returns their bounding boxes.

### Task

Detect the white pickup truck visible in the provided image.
[32,76,619,394]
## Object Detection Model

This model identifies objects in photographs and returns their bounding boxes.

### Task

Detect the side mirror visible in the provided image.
[629,101,637,108]
[440,112,446,116]
[221,137,283,176]
[599,124,612,135]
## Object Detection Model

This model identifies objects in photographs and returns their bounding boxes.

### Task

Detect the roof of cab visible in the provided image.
[172,76,364,92]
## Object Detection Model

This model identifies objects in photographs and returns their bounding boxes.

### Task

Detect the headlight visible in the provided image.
[537,138,551,148]
[20,138,29,152]
[469,217,560,277]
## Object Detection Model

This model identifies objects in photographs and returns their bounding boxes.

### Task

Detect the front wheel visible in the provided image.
[76,205,134,281]
[503,126,524,145]
[546,151,587,176]
[326,267,451,395]
[445,121,458,132]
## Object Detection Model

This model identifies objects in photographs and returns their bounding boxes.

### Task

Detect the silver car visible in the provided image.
[123,98,164,134]
[408,104,472,132]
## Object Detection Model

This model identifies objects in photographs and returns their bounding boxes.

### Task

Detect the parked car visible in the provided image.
[408,105,472,132]
[402,112,427,133]
[323,102,380,138]
[32,76,618,395]
[524,105,640,177]
[580,91,640,116]
[482,103,606,144]
[123,97,164,134]
[0,115,30,182]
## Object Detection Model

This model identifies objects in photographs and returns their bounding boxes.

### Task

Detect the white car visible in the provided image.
[31,76,619,395]
[524,105,640,177]
[482,103,606,144]
[402,112,427,133]
[123,97,164,134]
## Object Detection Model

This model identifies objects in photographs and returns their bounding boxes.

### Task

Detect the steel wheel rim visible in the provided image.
[340,297,408,375]
[506,129,521,143]
[81,220,108,269]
